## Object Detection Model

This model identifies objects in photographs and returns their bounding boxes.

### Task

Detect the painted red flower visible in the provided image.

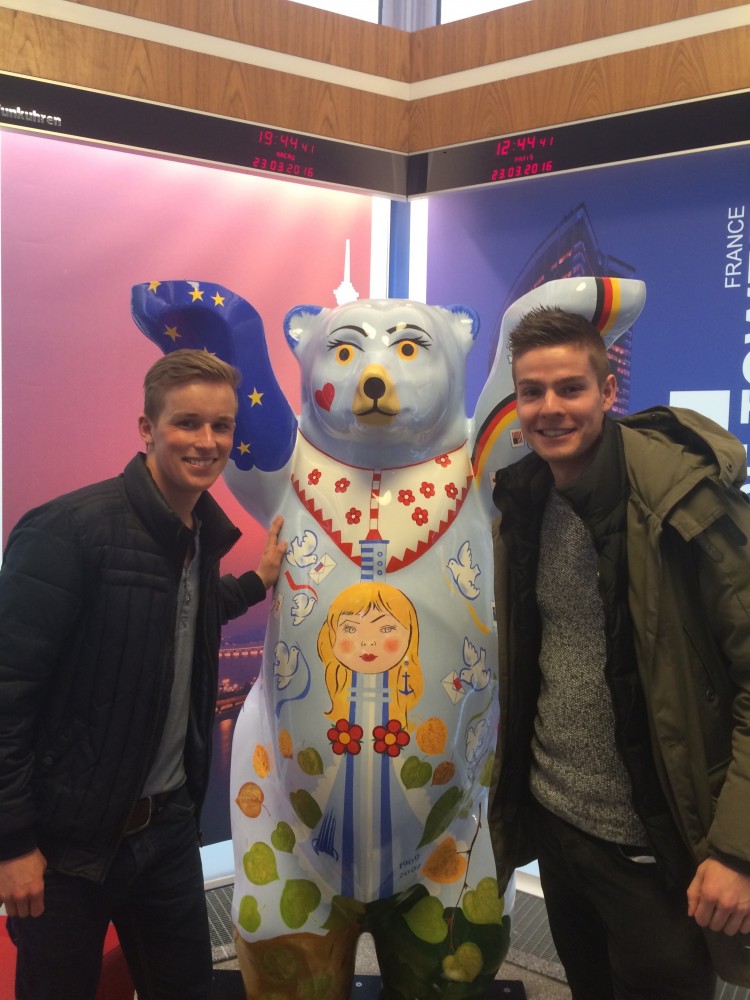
[335,477,351,493]
[346,507,362,525]
[308,468,322,485]
[412,507,429,526]
[327,719,363,755]
[435,454,452,468]
[445,482,458,500]
[419,481,436,498]
[398,489,415,506]
[372,719,410,757]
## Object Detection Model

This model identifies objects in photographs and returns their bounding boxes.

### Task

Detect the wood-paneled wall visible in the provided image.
[0,6,411,151]
[410,0,750,78]
[410,24,750,150]
[2,0,749,155]
[71,0,410,80]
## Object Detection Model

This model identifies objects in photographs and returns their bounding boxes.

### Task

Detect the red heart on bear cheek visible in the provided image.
[314,383,335,411]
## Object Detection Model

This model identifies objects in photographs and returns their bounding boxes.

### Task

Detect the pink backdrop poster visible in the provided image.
[1,128,374,603]
[0,130,375,845]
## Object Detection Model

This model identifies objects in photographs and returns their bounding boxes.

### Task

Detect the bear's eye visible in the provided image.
[335,344,356,365]
[397,340,419,361]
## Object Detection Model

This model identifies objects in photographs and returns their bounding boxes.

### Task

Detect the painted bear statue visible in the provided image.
[131,276,646,1000]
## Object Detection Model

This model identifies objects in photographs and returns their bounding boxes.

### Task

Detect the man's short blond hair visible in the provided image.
[143,349,240,420]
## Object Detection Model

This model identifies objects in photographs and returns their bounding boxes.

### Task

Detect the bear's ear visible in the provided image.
[446,304,480,344]
[283,304,324,352]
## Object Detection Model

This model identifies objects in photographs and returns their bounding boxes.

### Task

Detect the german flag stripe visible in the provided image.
[591,277,622,336]
[471,395,517,481]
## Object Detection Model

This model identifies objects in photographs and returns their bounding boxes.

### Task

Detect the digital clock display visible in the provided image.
[0,73,408,196]
[406,126,562,194]
[413,90,750,195]
[490,132,556,182]
[2,73,748,199]
[252,128,317,179]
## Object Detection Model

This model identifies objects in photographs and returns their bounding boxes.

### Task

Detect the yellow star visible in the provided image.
[164,325,180,341]
[148,281,161,293]
[237,442,251,455]
[190,288,204,302]
[212,292,226,307]
[248,388,263,406]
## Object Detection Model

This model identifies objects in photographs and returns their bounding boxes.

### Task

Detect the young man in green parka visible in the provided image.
[490,306,750,999]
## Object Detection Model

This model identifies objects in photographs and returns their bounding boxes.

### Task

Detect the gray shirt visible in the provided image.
[141,526,201,797]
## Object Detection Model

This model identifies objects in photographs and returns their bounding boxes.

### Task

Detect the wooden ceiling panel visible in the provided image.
[410,0,750,81]
[408,24,750,151]
[69,0,411,81]
[2,3,748,156]
[1,8,411,150]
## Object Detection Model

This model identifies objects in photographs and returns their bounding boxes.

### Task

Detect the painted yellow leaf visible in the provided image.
[421,836,467,884]
[253,744,271,778]
[415,717,448,756]
[278,729,294,759]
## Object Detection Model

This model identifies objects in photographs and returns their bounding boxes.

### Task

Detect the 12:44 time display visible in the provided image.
[490,132,556,182]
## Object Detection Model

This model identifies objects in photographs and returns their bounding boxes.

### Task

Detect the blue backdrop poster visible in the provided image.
[425,144,750,489]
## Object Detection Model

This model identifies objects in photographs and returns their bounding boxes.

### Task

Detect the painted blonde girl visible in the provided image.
[317,582,423,727]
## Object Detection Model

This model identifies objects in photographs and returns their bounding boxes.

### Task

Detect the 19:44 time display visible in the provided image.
[252,129,316,179]
[490,132,555,182]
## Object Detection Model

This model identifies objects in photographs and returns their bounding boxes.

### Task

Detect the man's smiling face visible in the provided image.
[514,343,617,488]
[138,379,236,522]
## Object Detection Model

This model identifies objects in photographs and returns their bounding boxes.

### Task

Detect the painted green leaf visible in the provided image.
[237,894,261,933]
[279,878,322,929]
[401,755,432,789]
[270,820,296,853]
[403,895,448,944]
[479,751,495,787]
[463,877,503,925]
[260,946,298,982]
[417,786,463,847]
[298,972,333,1000]
[290,789,322,829]
[243,842,279,885]
[297,747,324,776]
[442,941,484,982]
[321,894,366,931]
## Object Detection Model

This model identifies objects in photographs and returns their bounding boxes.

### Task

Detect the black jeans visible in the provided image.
[9,787,213,1000]
[533,799,716,1000]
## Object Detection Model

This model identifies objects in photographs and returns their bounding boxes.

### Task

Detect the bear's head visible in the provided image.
[284,299,479,468]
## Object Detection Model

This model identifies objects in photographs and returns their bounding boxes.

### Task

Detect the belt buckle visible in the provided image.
[126,796,154,836]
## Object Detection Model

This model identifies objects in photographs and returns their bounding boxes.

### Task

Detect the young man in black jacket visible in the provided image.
[0,349,286,1000]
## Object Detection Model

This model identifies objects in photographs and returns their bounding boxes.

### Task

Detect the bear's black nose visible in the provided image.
[364,376,386,401]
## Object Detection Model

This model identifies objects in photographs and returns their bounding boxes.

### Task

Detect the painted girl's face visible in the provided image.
[332,606,410,675]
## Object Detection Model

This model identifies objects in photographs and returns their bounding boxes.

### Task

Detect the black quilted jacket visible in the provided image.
[0,454,265,881]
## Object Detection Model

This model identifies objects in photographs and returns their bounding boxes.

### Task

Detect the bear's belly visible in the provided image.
[231,489,500,929]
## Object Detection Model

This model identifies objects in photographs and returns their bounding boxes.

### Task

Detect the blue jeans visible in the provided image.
[532,799,716,1000]
[8,788,213,1000]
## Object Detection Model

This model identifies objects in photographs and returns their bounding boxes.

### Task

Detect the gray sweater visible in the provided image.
[530,488,647,846]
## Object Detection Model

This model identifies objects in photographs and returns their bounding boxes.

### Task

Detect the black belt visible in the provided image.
[123,791,173,836]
